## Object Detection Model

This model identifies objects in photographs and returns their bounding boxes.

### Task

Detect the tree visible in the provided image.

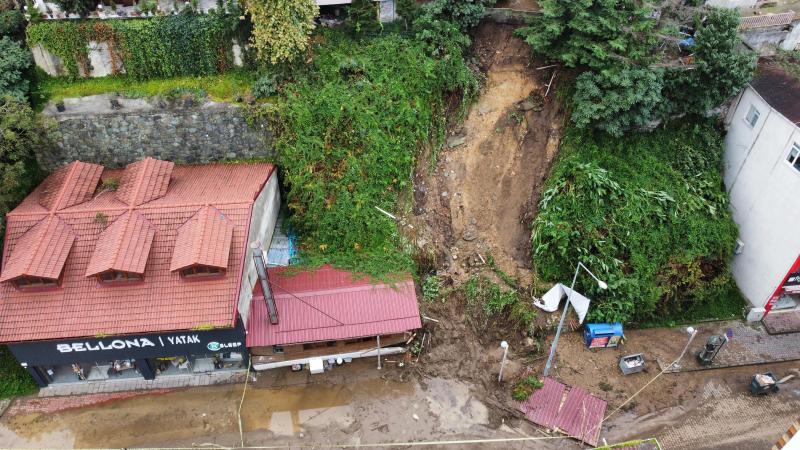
[0,37,31,101]
[663,9,756,116]
[396,0,420,29]
[244,0,318,66]
[347,0,380,36]
[515,0,657,70]
[52,0,96,16]
[0,98,47,234]
[572,67,664,137]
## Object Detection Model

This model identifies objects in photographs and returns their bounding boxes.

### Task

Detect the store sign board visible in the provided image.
[8,324,245,366]
[784,271,800,287]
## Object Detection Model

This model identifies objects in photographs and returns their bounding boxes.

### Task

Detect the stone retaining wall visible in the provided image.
[40,94,273,170]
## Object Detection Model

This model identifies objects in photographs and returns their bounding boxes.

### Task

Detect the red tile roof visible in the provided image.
[0,216,75,282]
[170,206,234,271]
[85,211,156,276]
[38,161,104,211]
[246,265,421,347]
[115,158,174,206]
[739,11,795,30]
[0,160,275,342]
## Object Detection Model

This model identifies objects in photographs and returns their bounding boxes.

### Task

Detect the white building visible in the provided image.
[723,63,800,325]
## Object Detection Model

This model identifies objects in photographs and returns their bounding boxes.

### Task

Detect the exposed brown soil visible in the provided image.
[412,21,564,286]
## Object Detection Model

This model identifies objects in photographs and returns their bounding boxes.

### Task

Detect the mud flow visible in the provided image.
[413,21,564,285]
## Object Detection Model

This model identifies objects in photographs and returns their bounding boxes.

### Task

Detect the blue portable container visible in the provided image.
[584,323,624,349]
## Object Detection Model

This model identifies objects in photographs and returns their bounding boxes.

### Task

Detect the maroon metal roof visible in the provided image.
[553,385,607,447]
[246,265,421,346]
[518,377,565,428]
[751,63,800,125]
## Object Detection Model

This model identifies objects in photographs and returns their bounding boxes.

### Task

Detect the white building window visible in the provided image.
[788,143,800,173]
[744,105,760,128]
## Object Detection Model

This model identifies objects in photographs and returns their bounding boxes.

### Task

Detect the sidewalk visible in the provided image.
[36,369,246,397]
[653,320,800,373]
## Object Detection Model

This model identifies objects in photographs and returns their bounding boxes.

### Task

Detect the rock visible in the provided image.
[412,414,419,421]
[447,135,467,148]
[523,337,536,348]
[462,226,478,242]
[518,99,543,112]
[478,105,493,115]
[441,191,448,198]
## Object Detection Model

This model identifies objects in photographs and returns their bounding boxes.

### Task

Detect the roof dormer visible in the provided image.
[0,216,75,286]
[170,206,234,275]
[85,211,155,278]
[115,157,174,206]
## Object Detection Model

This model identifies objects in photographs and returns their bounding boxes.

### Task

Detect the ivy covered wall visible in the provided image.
[27,13,245,79]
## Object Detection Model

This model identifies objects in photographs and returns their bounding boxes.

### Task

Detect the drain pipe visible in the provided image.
[377,335,382,370]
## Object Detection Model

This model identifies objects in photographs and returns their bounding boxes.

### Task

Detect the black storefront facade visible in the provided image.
[8,320,249,387]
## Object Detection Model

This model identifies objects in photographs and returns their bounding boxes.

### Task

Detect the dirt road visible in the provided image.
[413,21,563,284]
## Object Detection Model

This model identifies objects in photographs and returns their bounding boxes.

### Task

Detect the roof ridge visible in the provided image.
[48,162,81,212]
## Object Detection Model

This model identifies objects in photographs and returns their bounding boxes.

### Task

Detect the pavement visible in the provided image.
[655,320,800,373]
[36,369,246,397]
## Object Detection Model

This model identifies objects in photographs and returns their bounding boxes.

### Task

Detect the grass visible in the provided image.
[31,69,259,109]
[0,345,37,399]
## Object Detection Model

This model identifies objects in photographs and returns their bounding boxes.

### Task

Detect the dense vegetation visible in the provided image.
[32,70,257,108]
[531,120,742,324]
[26,11,243,79]
[0,346,36,399]
[272,28,479,275]
[243,0,317,65]
[518,3,755,136]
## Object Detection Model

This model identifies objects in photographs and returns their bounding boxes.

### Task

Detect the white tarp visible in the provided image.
[533,283,592,324]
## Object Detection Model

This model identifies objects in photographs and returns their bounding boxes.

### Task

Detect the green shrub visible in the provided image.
[512,375,543,401]
[53,0,95,16]
[531,120,739,323]
[0,36,31,101]
[0,346,36,398]
[273,30,477,275]
[251,74,277,98]
[422,275,442,301]
[26,13,241,79]
[0,9,24,37]
[347,0,381,35]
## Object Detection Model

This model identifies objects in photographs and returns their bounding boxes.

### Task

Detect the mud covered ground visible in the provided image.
[412,21,563,285]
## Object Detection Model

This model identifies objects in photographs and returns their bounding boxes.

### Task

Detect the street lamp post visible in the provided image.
[498,341,509,382]
[543,262,607,378]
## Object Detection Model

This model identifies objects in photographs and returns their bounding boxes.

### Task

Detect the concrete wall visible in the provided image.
[724,86,800,310]
[237,173,280,325]
[706,0,756,8]
[741,26,791,56]
[483,7,539,25]
[40,94,273,170]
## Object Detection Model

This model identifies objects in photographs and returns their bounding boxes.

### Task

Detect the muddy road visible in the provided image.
[0,359,573,449]
[413,21,564,285]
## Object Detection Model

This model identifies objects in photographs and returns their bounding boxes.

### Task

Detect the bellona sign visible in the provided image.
[8,323,246,366]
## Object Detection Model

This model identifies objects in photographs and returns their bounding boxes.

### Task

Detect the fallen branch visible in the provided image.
[422,315,440,323]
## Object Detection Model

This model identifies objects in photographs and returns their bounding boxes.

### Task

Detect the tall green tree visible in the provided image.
[663,9,756,116]
[0,37,31,101]
[516,0,657,70]
[0,98,47,234]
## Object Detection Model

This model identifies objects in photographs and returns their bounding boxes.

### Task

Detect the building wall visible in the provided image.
[237,173,281,325]
[724,86,800,310]
[705,0,756,8]
[39,95,273,170]
[250,333,408,360]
